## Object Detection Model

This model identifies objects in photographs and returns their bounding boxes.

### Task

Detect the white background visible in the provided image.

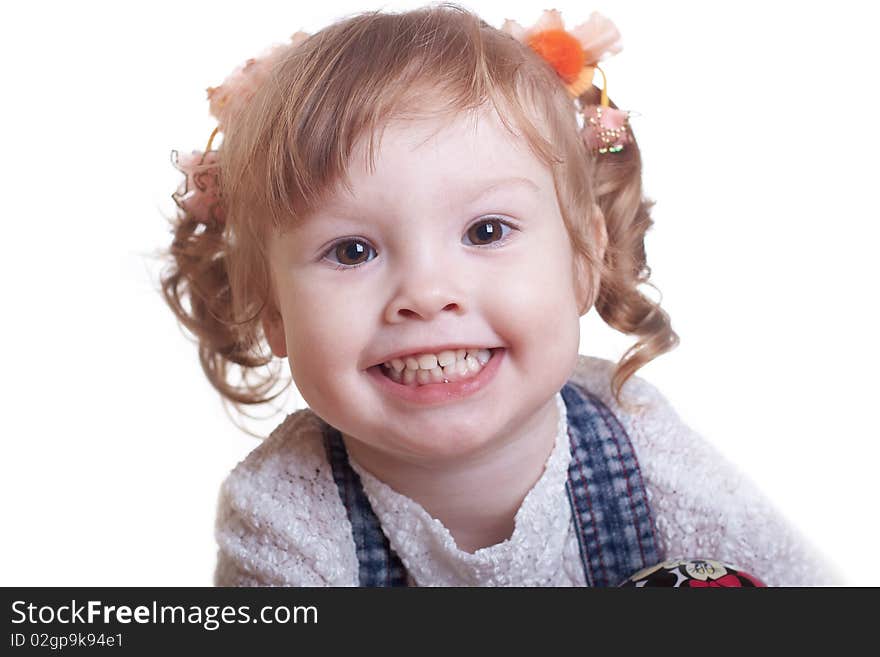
[1,0,876,585]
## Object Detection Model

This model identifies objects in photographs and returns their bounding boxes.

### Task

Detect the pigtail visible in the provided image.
[159,152,288,423]
[579,86,680,408]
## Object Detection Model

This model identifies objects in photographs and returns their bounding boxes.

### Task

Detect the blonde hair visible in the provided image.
[160,2,678,425]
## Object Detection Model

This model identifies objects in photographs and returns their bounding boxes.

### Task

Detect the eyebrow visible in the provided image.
[461,176,541,203]
[298,175,540,231]
[336,175,540,208]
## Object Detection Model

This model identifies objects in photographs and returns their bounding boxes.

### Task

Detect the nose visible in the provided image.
[383,246,467,323]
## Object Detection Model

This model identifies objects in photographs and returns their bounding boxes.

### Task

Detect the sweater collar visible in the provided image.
[348,392,573,586]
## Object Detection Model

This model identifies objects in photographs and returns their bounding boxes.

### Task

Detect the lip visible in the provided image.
[366,348,505,406]
[368,344,498,368]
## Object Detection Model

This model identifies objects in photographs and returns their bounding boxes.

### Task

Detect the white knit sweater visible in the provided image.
[214,355,841,586]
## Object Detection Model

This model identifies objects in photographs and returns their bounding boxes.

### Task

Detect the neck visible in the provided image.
[343,394,561,554]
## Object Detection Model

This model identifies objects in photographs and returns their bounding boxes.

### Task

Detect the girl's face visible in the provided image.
[263,107,591,465]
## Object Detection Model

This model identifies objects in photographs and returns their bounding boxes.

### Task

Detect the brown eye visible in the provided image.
[464,218,514,247]
[327,239,376,269]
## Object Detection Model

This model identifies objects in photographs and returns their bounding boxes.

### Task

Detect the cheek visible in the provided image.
[498,228,580,320]
[492,228,581,370]
[277,278,368,375]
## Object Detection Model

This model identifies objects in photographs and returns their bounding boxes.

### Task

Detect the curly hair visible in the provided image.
[160,2,677,424]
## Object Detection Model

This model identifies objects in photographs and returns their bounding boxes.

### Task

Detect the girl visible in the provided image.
[162,4,838,586]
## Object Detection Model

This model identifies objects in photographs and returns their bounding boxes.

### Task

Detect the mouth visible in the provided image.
[366,347,506,405]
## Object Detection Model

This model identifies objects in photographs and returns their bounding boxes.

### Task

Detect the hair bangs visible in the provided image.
[221,4,571,240]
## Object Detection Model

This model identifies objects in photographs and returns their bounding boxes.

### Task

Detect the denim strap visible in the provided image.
[324,426,408,587]
[561,380,661,586]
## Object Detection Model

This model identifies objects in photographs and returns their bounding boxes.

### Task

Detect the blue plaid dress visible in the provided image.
[322,380,660,586]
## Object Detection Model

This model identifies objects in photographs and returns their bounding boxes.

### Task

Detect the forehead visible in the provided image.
[322,105,553,212]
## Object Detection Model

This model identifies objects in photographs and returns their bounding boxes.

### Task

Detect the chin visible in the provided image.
[377,408,522,463]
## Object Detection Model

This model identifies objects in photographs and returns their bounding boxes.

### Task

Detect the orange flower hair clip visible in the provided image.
[501,9,631,154]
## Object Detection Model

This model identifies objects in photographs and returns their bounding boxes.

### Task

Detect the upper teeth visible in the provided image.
[385,348,492,371]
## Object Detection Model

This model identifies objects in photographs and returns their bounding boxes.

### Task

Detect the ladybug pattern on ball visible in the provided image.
[619,559,767,587]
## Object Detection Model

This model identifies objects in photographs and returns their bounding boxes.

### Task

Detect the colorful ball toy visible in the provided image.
[620,559,767,587]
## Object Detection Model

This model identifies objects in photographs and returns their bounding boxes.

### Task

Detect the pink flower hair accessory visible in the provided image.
[171,31,311,226]
[171,149,225,225]
[206,31,310,131]
[501,9,631,155]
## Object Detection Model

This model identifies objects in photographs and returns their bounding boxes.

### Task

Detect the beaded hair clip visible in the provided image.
[171,10,629,226]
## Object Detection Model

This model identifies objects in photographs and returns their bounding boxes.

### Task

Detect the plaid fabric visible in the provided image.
[561,380,661,586]
[323,380,660,587]
[324,426,408,587]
